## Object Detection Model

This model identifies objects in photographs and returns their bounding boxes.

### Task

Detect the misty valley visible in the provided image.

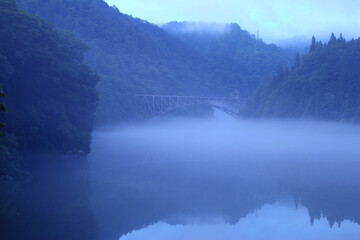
[1,0,360,239]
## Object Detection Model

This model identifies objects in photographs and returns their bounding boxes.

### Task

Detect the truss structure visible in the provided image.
[136,94,249,117]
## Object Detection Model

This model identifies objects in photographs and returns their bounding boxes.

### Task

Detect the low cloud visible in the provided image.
[107,0,360,43]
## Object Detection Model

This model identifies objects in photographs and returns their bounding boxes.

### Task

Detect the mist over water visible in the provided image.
[89,111,360,239]
[93,111,360,163]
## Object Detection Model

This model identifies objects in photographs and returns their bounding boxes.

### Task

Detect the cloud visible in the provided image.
[107,0,360,42]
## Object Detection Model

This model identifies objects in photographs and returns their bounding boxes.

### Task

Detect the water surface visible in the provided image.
[89,111,360,239]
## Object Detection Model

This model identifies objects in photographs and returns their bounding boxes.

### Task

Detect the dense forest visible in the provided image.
[0,2,99,239]
[16,0,238,123]
[17,0,296,124]
[0,0,98,176]
[246,34,360,122]
[162,21,295,88]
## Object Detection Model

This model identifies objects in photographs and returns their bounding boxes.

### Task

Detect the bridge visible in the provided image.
[136,94,249,117]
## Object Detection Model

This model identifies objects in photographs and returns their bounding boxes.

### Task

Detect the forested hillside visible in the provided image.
[0,0,98,176]
[17,0,255,124]
[162,21,295,88]
[246,34,360,122]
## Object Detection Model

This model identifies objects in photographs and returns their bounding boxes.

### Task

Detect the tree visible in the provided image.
[329,32,337,45]
[291,52,301,71]
[309,36,316,53]
[338,33,346,43]
[316,41,323,50]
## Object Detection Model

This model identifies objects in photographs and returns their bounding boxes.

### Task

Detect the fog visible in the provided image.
[161,22,228,35]
[93,111,360,163]
[107,0,360,43]
[89,111,360,239]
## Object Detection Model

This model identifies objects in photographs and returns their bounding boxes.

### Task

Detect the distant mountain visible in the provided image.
[17,0,258,124]
[162,21,296,88]
[246,34,360,122]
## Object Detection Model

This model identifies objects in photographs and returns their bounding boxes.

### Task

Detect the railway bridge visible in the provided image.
[136,94,249,117]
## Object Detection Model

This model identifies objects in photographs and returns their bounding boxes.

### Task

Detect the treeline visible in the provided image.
[0,0,98,177]
[246,33,360,122]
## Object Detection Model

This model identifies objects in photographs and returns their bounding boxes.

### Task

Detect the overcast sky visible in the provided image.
[105,0,360,43]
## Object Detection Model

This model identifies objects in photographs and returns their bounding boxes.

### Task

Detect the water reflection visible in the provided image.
[0,155,98,240]
[120,202,360,240]
[89,111,360,239]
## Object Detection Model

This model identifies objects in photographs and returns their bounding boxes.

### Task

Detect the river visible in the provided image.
[88,111,360,239]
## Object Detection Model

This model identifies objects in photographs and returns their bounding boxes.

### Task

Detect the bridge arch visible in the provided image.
[136,94,249,118]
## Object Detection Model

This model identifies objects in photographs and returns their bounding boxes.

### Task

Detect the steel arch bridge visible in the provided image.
[136,94,249,117]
